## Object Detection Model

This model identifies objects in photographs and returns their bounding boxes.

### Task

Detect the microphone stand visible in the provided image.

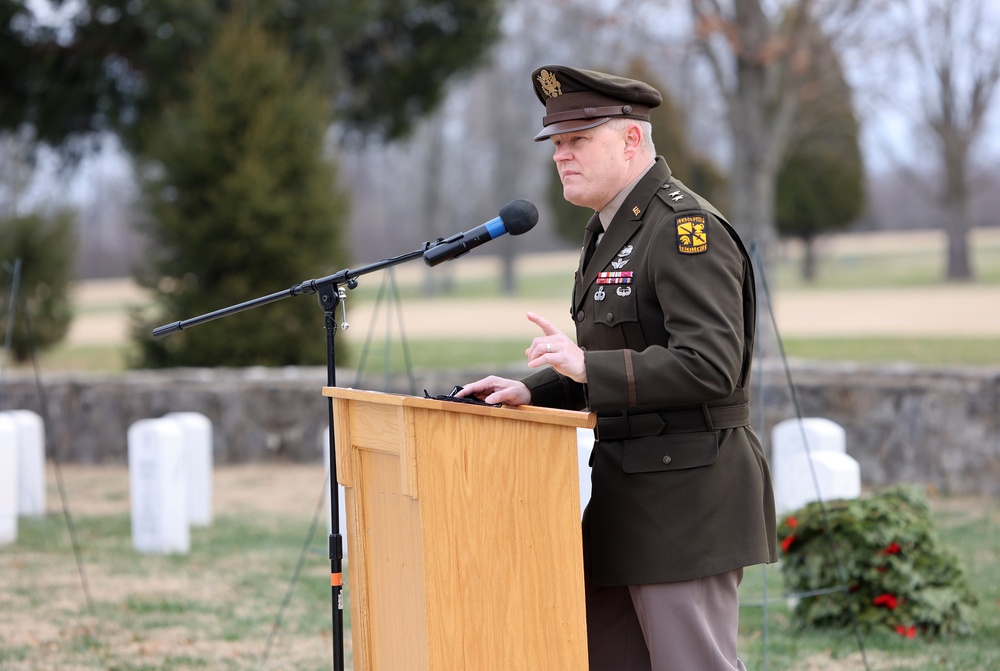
[153,243,440,671]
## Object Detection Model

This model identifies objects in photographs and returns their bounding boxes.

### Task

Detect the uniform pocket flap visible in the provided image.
[622,432,720,473]
[591,290,638,326]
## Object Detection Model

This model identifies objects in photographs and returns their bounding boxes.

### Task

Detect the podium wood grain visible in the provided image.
[323,387,594,671]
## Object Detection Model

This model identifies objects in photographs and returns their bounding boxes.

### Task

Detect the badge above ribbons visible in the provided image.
[676,215,708,254]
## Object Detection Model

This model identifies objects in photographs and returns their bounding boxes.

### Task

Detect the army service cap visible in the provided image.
[531,65,662,141]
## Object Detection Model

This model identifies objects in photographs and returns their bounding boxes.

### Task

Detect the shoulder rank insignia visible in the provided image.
[663,183,684,201]
[676,215,708,254]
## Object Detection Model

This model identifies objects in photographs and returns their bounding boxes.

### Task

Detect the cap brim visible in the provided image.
[533,117,611,142]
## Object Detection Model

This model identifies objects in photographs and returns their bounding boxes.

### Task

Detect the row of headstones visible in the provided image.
[127,413,214,554]
[770,417,861,514]
[0,410,213,553]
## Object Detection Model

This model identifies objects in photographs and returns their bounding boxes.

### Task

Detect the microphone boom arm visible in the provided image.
[151,246,428,338]
[149,240,439,671]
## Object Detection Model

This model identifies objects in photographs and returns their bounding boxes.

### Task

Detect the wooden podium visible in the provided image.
[322,387,595,671]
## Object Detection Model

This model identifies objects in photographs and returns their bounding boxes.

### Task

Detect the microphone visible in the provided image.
[423,199,538,267]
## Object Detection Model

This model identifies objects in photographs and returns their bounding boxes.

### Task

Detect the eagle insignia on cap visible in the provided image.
[676,215,708,254]
[537,70,562,98]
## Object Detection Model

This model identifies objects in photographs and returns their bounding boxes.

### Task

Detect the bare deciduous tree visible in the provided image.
[900,0,1000,280]
[686,0,883,254]
[0,133,36,218]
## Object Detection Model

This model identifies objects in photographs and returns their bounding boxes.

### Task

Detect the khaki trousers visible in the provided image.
[585,568,747,671]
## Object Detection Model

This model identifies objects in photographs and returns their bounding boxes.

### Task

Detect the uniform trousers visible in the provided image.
[585,568,747,671]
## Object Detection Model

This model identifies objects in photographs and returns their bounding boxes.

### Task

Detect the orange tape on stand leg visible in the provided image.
[331,573,343,587]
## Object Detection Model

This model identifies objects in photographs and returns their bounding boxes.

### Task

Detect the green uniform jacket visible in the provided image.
[523,158,777,586]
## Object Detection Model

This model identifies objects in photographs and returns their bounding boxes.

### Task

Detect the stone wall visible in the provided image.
[754,360,1000,496]
[2,361,998,495]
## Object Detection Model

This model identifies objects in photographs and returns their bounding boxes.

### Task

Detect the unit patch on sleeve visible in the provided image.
[676,215,708,254]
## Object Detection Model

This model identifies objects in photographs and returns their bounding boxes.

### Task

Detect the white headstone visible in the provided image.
[323,429,349,558]
[772,417,860,514]
[164,412,213,527]
[128,418,190,554]
[0,414,18,544]
[3,410,46,517]
[577,428,595,519]
[781,451,862,514]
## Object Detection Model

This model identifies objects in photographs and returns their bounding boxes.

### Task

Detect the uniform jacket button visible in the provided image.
[662,455,672,465]
[576,310,586,322]
[606,312,614,322]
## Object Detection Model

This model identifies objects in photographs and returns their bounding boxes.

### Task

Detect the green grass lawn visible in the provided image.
[2,509,341,670]
[347,336,1000,375]
[770,240,1000,290]
[778,337,1000,366]
[25,334,1000,375]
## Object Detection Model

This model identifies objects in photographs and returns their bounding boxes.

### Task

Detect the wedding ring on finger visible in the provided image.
[545,342,552,354]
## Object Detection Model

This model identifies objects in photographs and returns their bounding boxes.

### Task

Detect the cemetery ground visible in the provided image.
[0,463,998,670]
[3,228,1000,669]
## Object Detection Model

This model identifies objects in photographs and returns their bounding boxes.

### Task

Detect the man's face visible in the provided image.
[549,122,630,211]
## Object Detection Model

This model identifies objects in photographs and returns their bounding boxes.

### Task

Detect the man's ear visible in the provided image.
[624,123,642,158]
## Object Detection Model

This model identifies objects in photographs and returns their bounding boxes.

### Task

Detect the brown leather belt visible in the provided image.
[594,402,750,441]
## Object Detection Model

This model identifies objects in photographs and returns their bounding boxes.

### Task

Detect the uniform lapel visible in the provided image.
[580,212,603,273]
[575,159,672,313]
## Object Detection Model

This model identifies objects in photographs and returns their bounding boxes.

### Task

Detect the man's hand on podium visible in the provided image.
[424,386,502,407]
[454,377,531,407]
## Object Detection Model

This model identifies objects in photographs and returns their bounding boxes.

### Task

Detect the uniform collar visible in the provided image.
[597,159,657,231]
[576,158,673,305]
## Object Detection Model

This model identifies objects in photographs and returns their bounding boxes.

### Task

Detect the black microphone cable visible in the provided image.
[0,258,95,615]
[256,470,330,670]
[748,241,871,671]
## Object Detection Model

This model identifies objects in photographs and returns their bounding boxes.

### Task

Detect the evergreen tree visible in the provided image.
[775,140,865,281]
[0,210,76,362]
[775,24,865,281]
[0,0,501,155]
[130,14,348,367]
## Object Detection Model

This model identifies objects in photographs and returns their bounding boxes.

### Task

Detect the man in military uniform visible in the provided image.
[457,65,777,671]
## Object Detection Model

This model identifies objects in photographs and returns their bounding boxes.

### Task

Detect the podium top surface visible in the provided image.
[323,386,595,430]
